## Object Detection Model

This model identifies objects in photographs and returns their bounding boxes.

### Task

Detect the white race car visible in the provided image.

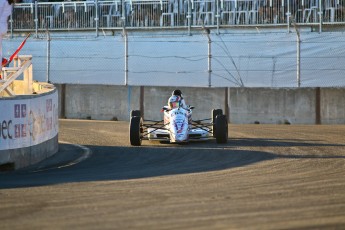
[129,107,228,146]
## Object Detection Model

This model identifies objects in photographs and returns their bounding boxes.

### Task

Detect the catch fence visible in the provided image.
[4,29,345,88]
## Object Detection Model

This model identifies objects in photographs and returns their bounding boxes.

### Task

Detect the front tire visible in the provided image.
[130,116,142,146]
[215,114,228,144]
[212,109,223,137]
[131,110,141,117]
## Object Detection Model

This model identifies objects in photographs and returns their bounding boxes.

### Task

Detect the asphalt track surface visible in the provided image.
[1,119,345,229]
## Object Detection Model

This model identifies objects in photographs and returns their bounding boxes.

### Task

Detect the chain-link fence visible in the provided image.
[3,29,345,87]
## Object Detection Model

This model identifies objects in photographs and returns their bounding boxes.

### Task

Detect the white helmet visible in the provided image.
[168,95,181,109]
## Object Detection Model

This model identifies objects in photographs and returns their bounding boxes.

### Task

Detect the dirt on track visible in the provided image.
[1,120,345,230]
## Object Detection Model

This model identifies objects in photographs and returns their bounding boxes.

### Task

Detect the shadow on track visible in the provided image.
[1,137,344,189]
[0,142,275,189]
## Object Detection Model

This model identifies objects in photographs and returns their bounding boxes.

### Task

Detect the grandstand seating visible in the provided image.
[9,0,345,31]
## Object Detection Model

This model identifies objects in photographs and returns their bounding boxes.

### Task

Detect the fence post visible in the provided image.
[187,0,192,35]
[318,0,323,33]
[34,1,38,38]
[286,0,291,33]
[46,30,51,83]
[95,0,99,37]
[292,19,301,87]
[121,0,126,27]
[124,29,128,85]
[296,31,301,87]
[216,0,220,35]
[204,28,212,87]
[9,13,13,38]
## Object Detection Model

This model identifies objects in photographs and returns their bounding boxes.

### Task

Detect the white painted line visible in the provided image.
[32,141,92,172]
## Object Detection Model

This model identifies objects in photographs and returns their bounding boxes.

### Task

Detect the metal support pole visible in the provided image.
[296,31,301,87]
[124,29,128,85]
[95,0,99,37]
[208,39,212,87]
[318,0,322,33]
[121,0,126,27]
[34,1,38,38]
[292,11,301,88]
[216,0,220,35]
[187,0,192,36]
[46,30,51,83]
[9,13,13,38]
[204,28,212,87]
[286,0,290,33]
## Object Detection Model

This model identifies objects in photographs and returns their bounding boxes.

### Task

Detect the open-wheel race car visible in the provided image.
[129,106,228,146]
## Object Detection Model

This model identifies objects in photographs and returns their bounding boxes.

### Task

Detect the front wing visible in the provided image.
[141,119,213,142]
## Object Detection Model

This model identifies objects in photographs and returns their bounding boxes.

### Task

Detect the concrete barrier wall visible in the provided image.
[56,84,345,125]
[321,88,345,124]
[143,86,228,121]
[229,88,318,124]
[0,136,58,170]
[57,84,140,121]
[0,84,59,170]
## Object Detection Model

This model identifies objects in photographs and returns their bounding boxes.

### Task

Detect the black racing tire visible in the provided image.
[215,114,228,144]
[212,109,223,137]
[130,110,141,117]
[130,116,142,146]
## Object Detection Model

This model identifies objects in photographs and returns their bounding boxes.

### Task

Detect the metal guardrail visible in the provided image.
[9,0,345,35]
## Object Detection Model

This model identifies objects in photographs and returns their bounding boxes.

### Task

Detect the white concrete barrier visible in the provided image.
[56,84,345,125]
[321,88,345,124]
[0,84,58,170]
[229,87,317,124]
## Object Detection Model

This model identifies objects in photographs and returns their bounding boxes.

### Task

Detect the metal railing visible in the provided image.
[9,0,345,35]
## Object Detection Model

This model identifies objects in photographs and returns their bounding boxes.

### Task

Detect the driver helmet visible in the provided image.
[168,95,181,109]
[172,89,182,98]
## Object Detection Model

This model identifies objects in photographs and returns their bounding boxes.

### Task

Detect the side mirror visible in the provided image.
[189,106,195,110]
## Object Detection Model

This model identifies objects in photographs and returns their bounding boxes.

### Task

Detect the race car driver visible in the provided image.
[168,89,188,109]
[168,89,192,126]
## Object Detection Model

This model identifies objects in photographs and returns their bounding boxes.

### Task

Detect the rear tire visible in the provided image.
[131,110,141,117]
[212,109,223,137]
[215,114,228,144]
[130,116,142,146]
